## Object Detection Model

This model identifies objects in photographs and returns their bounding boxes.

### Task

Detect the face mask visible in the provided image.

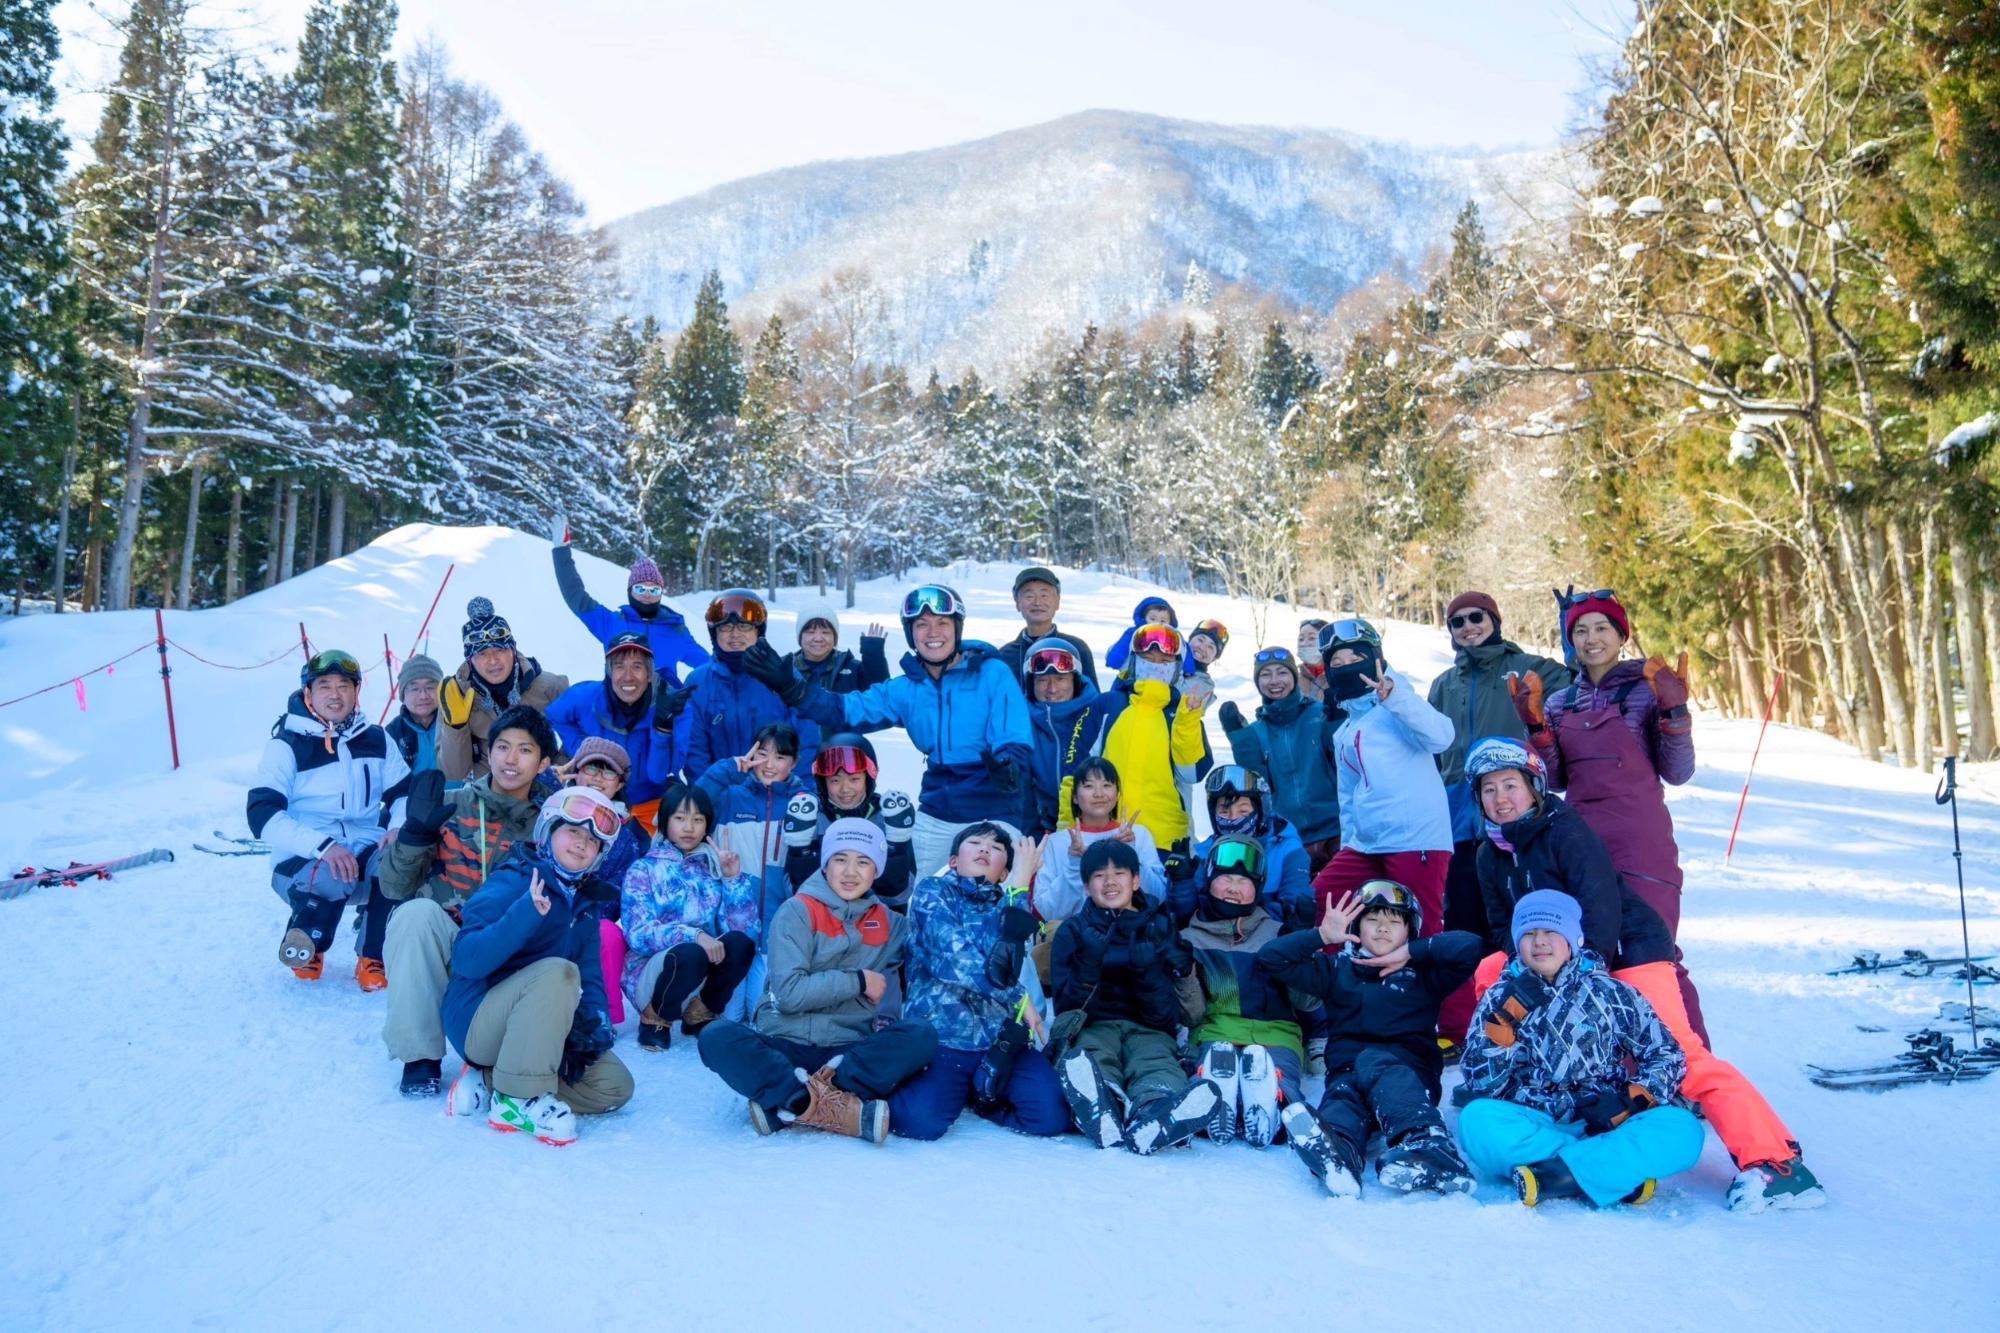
[1133,658,1179,686]
[1201,892,1259,920]
[1213,811,1260,838]
[631,602,659,621]
[1483,819,1515,854]
[1326,658,1377,702]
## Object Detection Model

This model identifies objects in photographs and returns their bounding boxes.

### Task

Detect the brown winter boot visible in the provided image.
[790,1064,889,1143]
[680,995,720,1037]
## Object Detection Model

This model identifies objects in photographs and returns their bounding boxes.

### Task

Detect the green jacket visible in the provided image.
[1174,906,1321,1057]
[377,776,540,907]
[1427,638,1572,842]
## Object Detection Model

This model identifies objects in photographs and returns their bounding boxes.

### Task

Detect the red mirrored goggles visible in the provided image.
[1130,625,1184,656]
[704,592,768,627]
[811,745,879,780]
[1026,646,1080,676]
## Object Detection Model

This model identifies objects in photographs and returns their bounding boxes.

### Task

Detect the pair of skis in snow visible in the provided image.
[1826,949,1998,984]
[1807,1029,2000,1091]
[2,848,176,902]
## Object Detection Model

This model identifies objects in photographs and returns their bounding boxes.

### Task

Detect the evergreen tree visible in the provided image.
[1250,320,1318,427]
[0,0,80,598]
[665,270,745,436]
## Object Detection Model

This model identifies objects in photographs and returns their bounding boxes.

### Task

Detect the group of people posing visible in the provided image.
[245,546,1826,1213]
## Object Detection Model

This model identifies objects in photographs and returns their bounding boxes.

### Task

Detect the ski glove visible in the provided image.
[972,1018,1034,1108]
[653,683,694,734]
[547,513,570,546]
[1481,970,1554,1048]
[440,677,477,729]
[397,770,452,846]
[1506,670,1547,731]
[783,793,820,849]
[983,749,1022,795]
[879,791,915,843]
[1573,1081,1657,1134]
[1642,653,1690,711]
[741,640,807,706]
[1218,701,1246,732]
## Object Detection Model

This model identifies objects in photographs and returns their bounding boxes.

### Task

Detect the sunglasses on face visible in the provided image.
[629,582,666,599]
[1448,610,1489,629]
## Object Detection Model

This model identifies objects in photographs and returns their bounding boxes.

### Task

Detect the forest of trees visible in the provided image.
[3,0,1996,767]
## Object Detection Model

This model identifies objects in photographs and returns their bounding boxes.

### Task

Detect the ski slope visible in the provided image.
[1,524,1995,1331]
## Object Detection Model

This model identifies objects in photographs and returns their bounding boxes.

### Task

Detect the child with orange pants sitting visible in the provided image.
[1462,735,1826,1213]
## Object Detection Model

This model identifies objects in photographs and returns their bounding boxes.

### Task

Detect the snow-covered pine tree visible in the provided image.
[0,0,80,604]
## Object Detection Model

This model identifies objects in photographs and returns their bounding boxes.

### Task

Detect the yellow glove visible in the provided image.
[440,676,477,728]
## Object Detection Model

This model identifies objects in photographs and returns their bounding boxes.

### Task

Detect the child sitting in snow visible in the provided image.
[1259,881,1483,1197]
[620,782,759,1052]
[1049,840,1221,1155]
[1456,891,1704,1208]
[1175,836,1319,1149]
[696,721,810,1017]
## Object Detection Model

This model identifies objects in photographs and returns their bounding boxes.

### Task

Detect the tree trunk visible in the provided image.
[1729,612,1763,718]
[278,481,300,582]
[264,477,283,589]
[51,417,77,613]
[176,461,204,610]
[1983,559,2000,754]
[1832,513,1903,762]
[302,484,321,573]
[843,535,857,609]
[765,513,777,601]
[1949,528,1995,761]
[1904,518,1934,773]
[223,480,243,603]
[1874,520,1920,765]
[326,486,346,561]
[82,539,101,613]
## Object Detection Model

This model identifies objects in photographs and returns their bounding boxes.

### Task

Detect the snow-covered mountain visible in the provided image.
[603,109,1563,372]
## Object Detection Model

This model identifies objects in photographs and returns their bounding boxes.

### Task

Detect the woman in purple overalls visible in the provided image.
[1506,591,1707,1044]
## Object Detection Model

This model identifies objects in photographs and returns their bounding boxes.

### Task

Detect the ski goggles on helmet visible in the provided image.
[1252,646,1296,668]
[1356,879,1423,933]
[900,584,965,621]
[1025,645,1080,677]
[1203,764,1271,799]
[1317,617,1382,656]
[1130,625,1184,656]
[1558,587,1618,609]
[1190,619,1229,648]
[301,649,362,688]
[812,745,879,780]
[463,624,515,650]
[1464,735,1548,796]
[1206,836,1267,882]
[545,789,621,840]
[629,582,666,599]
[704,591,768,628]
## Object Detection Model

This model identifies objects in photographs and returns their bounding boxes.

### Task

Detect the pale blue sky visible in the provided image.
[55,0,1629,221]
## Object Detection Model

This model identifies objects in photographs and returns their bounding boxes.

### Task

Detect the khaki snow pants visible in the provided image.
[382,898,456,1062]
[461,956,634,1112]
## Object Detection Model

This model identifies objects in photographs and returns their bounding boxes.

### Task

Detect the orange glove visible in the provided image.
[1642,652,1690,711]
[1506,670,1547,731]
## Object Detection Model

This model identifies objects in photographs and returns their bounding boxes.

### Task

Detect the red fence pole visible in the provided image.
[298,622,312,663]
[154,609,181,771]
[404,563,455,661]
[1724,670,1783,865]
[376,633,398,724]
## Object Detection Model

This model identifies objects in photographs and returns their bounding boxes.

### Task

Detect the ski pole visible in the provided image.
[154,609,181,771]
[1725,670,1783,866]
[1935,756,1980,1046]
[376,632,398,725]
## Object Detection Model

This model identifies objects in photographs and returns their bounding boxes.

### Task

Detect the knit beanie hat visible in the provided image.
[1511,889,1584,954]
[1562,592,1631,642]
[397,653,444,690]
[821,817,887,874]
[461,596,515,657]
[1080,838,1142,882]
[1445,591,1501,635]
[571,735,631,779]
[628,557,663,591]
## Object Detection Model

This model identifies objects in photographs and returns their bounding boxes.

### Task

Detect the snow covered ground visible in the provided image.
[2,524,1995,1330]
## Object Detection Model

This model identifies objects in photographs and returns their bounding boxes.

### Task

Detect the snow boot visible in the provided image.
[1194,1042,1240,1144]
[281,890,342,979]
[446,1065,489,1121]
[637,1008,673,1053]
[1305,1035,1328,1077]
[354,957,387,992]
[279,928,320,977]
[973,1019,1032,1109]
[783,1061,889,1144]
[1514,1156,1654,1207]
[1057,1049,1126,1150]
[399,1059,442,1098]
[1124,1078,1222,1157]
[1437,1035,1461,1065]
[680,994,721,1037]
[1281,1102,1361,1198]
[1728,1155,1827,1213]
[1375,1126,1476,1195]
[1237,1045,1280,1148]
[489,1091,577,1146]
[748,1098,780,1136]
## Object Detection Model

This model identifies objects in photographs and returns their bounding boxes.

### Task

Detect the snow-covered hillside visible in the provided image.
[604,110,1565,373]
[2,524,1995,1329]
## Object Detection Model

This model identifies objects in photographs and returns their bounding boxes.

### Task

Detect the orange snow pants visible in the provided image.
[1468,952,1795,1169]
